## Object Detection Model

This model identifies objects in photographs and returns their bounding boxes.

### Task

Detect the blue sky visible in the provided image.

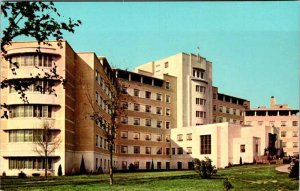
[5,2,300,109]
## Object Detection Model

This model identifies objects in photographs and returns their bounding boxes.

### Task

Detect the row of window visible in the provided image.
[120,146,163,155]
[120,117,171,129]
[123,102,171,116]
[281,131,298,138]
[195,98,206,106]
[120,131,170,142]
[195,85,206,93]
[121,161,190,170]
[282,142,298,148]
[95,135,115,151]
[122,87,171,100]
[9,55,54,68]
[8,157,53,170]
[193,68,205,79]
[214,105,242,116]
[95,71,114,99]
[95,91,112,115]
[95,158,116,170]
[177,133,192,141]
[213,117,243,125]
[9,130,54,143]
[9,105,53,118]
[246,121,299,127]
[196,111,206,118]
[9,81,54,94]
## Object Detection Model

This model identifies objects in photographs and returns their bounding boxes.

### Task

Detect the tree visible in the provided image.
[289,160,299,180]
[151,159,154,171]
[239,157,243,165]
[79,155,86,175]
[34,121,61,179]
[223,178,234,191]
[1,2,81,116]
[58,164,62,176]
[193,157,217,179]
[79,70,130,185]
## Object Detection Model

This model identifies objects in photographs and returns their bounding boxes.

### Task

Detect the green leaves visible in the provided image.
[1,2,82,53]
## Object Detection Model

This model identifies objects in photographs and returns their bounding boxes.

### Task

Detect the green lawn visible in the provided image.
[0,164,298,191]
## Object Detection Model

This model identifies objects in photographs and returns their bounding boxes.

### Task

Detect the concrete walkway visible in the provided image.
[275,164,290,173]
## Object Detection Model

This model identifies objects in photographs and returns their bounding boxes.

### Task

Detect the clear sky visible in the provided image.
[7,2,300,109]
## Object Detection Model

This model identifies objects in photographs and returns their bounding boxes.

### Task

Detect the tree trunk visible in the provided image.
[109,144,113,185]
[45,153,48,179]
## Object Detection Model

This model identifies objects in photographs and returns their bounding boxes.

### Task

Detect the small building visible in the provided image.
[170,122,274,169]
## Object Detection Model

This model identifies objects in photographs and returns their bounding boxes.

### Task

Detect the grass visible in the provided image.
[0,164,298,191]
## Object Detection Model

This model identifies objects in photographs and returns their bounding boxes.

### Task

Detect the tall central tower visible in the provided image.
[134,52,213,128]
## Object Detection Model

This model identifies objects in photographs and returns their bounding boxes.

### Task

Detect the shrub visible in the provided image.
[289,160,299,179]
[58,164,62,176]
[193,157,217,179]
[128,163,135,172]
[239,157,243,165]
[2,171,6,177]
[32,173,40,177]
[151,160,154,171]
[18,171,26,178]
[223,178,234,191]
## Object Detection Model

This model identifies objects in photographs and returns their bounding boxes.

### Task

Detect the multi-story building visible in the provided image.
[212,86,250,125]
[0,41,77,176]
[1,41,295,176]
[0,41,116,176]
[244,96,299,156]
[115,69,176,170]
[134,53,213,127]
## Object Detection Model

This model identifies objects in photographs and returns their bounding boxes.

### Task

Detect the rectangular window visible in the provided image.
[122,161,127,170]
[145,147,151,154]
[177,147,183,155]
[164,62,168,68]
[166,95,170,103]
[156,135,162,142]
[145,105,151,113]
[177,134,183,141]
[156,107,162,115]
[134,118,140,125]
[145,91,151,99]
[166,148,170,155]
[122,102,128,109]
[146,162,151,170]
[145,134,151,140]
[172,148,176,155]
[156,93,162,101]
[258,121,263,126]
[187,147,192,154]
[282,142,286,148]
[293,131,298,137]
[133,132,140,140]
[226,107,230,114]
[219,106,223,112]
[121,117,128,124]
[156,147,162,154]
[281,131,287,137]
[146,119,151,126]
[166,108,170,116]
[293,142,298,148]
[121,146,128,154]
[200,135,211,154]
[96,135,99,147]
[166,82,170,89]
[134,104,140,111]
[240,144,245,152]
[292,121,298,127]
[186,133,192,141]
[134,89,139,97]
[166,122,171,129]
[121,87,127,94]
[281,121,287,127]
[121,131,128,139]
[134,161,139,169]
[157,121,162,128]
[134,146,140,154]
[157,162,161,169]
[163,135,169,143]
